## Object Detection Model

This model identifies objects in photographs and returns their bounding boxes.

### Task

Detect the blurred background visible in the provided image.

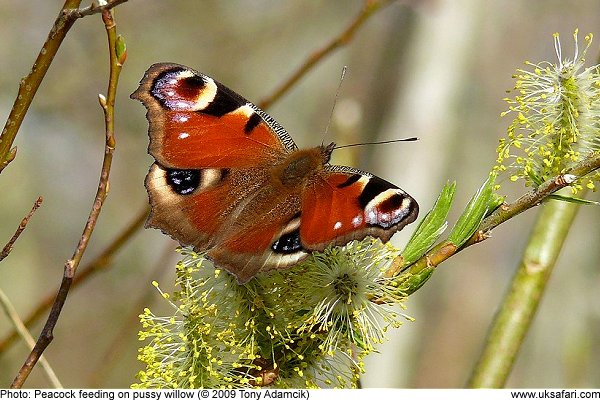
[0,0,599,388]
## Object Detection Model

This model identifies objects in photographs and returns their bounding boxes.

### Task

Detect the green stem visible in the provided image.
[467,188,581,387]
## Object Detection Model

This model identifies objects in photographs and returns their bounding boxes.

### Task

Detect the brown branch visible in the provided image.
[0,0,131,174]
[258,0,395,110]
[475,155,600,236]
[69,0,130,19]
[0,0,82,173]
[0,206,148,355]
[0,196,43,262]
[10,9,124,388]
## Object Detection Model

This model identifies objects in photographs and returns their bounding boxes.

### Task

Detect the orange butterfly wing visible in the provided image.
[300,168,418,250]
[132,63,296,169]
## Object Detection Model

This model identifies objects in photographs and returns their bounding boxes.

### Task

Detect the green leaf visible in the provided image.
[401,181,456,266]
[527,170,544,187]
[448,175,496,248]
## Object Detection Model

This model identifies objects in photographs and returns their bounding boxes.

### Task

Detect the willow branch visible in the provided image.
[258,0,394,110]
[11,9,124,388]
[477,156,600,235]
[0,196,43,262]
[398,151,600,278]
[69,0,130,19]
[0,0,130,174]
[0,0,81,172]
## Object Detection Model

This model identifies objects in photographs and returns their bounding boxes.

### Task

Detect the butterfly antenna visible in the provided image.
[334,137,419,150]
[322,66,348,146]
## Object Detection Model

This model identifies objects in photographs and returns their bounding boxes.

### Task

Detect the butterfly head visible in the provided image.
[321,142,337,164]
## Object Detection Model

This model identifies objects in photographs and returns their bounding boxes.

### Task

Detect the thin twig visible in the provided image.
[0,0,82,173]
[258,0,395,110]
[0,0,131,174]
[0,206,148,355]
[0,289,62,388]
[476,155,600,235]
[70,0,130,19]
[0,196,43,262]
[10,9,124,388]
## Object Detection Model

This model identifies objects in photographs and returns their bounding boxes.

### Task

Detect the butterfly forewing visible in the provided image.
[131,63,295,169]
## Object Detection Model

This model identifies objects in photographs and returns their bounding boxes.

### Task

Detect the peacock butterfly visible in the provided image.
[131,63,419,283]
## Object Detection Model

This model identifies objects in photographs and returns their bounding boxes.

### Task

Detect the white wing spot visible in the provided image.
[176,114,189,123]
[233,104,256,118]
[366,210,377,225]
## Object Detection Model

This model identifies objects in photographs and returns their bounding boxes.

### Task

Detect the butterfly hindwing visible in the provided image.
[207,207,309,284]
[300,167,419,251]
[145,163,239,251]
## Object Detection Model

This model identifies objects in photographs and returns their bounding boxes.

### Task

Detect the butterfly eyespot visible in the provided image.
[164,167,230,195]
[364,190,415,228]
[166,169,200,195]
[151,69,212,111]
[271,229,303,254]
[171,74,206,102]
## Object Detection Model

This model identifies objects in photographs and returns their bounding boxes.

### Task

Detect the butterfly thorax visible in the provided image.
[273,144,333,188]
